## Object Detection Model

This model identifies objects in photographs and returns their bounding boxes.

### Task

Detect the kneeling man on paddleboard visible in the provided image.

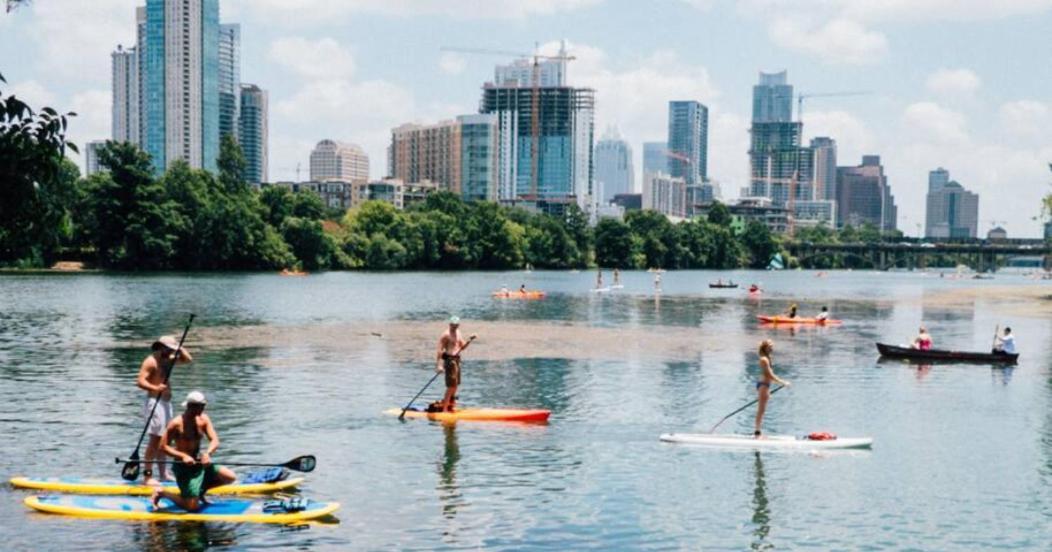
[435,316,477,413]
[152,391,236,511]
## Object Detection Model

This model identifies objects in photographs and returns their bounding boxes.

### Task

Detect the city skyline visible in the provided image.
[2,0,1050,235]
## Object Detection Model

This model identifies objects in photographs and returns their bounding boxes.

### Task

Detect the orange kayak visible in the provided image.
[385,407,550,423]
[492,291,546,299]
[758,315,841,325]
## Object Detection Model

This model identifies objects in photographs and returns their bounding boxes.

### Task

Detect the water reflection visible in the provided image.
[131,520,238,551]
[750,452,773,551]
[437,423,462,520]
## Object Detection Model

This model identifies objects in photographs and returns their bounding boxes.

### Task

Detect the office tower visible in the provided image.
[458,114,499,201]
[85,140,106,177]
[136,7,147,146]
[389,120,463,193]
[748,71,811,203]
[811,137,837,201]
[310,140,369,182]
[924,168,979,238]
[752,70,793,123]
[480,84,594,203]
[836,155,897,231]
[143,0,220,172]
[594,127,634,203]
[667,101,708,184]
[111,45,139,145]
[238,84,268,184]
[642,142,668,177]
[643,172,687,219]
[218,23,240,142]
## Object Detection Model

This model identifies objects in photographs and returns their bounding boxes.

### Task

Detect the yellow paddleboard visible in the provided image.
[24,495,339,524]
[10,476,303,496]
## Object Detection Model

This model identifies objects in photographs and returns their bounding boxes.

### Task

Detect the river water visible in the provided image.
[0,270,1049,550]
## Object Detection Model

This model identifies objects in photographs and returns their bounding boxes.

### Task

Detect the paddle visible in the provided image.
[708,385,785,433]
[115,454,317,473]
[990,324,1000,353]
[121,314,195,481]
[398,335,477,420]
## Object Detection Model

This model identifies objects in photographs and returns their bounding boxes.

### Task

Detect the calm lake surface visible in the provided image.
[1,270,1049,550]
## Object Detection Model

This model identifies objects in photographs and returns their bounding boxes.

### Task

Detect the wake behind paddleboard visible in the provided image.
[659,433,872,450]
[9,476,303,496]
[24,494,338,524]
[386,407,550,423]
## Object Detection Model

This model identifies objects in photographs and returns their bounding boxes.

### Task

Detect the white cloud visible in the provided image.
[768,17,888,65]
[801,110,874,163]
[925,68,981,97]
[269,37,356,79]
[6,80,59,108]
[902,102,967,144]
[28,0,137,82]
[998,100,1051,139]
[438,52,467,75]
[226,0,602,23]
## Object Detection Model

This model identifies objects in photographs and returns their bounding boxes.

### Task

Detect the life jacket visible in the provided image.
[807,431,837,441]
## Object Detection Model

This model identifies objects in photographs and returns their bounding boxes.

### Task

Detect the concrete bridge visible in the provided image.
[785,240,1052,272]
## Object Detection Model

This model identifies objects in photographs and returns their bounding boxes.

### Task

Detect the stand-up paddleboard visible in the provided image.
[591,287,611,293]
[24,495,339,523]
[386,407,550,423]
[9,476,303,496]
[659,433,872,450]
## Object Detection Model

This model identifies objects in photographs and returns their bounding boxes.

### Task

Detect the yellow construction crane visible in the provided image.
[440,44,576,198]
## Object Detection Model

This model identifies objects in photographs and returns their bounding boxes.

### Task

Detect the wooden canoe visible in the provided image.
[875,342,1018,364]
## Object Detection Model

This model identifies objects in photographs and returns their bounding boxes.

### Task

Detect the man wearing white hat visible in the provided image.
[136,335,193,485]
[152,391,236,511]
[434,316,477,412]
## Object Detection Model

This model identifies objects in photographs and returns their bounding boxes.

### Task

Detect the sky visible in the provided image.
[2,0,1051,237]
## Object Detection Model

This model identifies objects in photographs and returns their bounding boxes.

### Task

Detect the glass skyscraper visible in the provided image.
[111,45,139,145]
[458,114,499,202]
[666,100,708,184]
[752,70,793,123]
[219,24,241,142]
[238,83,268,184]
[749,71,812,204]
[144,0,220,173]
[594,127,634,202]
[642,142,668,177]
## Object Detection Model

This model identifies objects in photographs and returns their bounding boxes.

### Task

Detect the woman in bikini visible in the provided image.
[755,339,790,438]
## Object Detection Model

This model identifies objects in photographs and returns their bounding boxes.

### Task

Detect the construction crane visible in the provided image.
[440,44,576,198]
[796,90,871,122]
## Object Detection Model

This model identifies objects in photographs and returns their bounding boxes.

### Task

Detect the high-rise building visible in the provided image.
[480,84,594,203]
[642,142,668,177]
[836,155,897,231]
[493,41,568,88]
[218,23,240,142]
[749,71,812,204]
[111,45,139,145]
[390,120,463,193]
[136,7,147,146]
[458,114,499,202]
[643,172,687,219]
[924,168,979,238]
[811,137,837,201]
[594,127,634,203]
[667,101,708,184]
[85,140,106,177]
[310,140,369,182]
[238,84,267,184]
[143,0,220,172]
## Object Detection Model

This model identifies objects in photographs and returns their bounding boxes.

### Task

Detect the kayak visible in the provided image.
[9,476,303,496]
[876,342,1018,364]
[492,291,546,299]
[758,315,841,325]
[385,407,550,423]
[24,494,338,524]
[708,283,739,289]
[659,433,873,450]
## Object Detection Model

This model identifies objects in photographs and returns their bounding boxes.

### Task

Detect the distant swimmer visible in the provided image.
[912,327,933,350]
[755,339,790,438]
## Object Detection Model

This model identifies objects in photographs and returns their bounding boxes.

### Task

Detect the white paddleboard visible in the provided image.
[659,433,873,450]
[591,287,611,293]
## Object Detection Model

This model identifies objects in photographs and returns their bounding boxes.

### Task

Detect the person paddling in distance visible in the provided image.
[596,268,604,290]
[151,391,236,511]
[519,284,528,295]
[137,335,192,486]
[435,316,478,413]
[911,326,933,350]
[815,306,829,321]
[755,339,790,438]
[993,327,1016,355]
[784,304,798,319]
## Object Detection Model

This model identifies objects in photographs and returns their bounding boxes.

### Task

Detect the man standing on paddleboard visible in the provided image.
[136,335,192,485]
[151,391,236,511]
[435,316,477,412]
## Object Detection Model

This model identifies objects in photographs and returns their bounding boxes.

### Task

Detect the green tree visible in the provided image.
[740,220,778,269]
[707,201,732,227]
[282,217,343,270]
[594,218,638,268]
[217,133,248,194]
[260,186,295,227]
[563,203,592,267]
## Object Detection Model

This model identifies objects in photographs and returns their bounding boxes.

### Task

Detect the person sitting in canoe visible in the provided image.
[815,306,829,321]
[784,304,798,319]
[435,316,477,412]
[911,327,933,350]
[755,339,790,438]
[151,391,236,511]
[137,335,193,486]
[993,327,1016,355]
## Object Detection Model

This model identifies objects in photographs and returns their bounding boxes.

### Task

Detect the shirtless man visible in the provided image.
[151,391,236,512]
[435,316,477,412]
[136,335,192,485]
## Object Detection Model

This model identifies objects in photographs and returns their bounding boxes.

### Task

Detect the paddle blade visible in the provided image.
[285,455,317,473]
[121,453,140,481]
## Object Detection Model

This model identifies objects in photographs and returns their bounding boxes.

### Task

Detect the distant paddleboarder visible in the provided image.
[755,339,790,438]
[151,391,236,511]
[136,335,192,485]
[435,316,477,412]
[596,268,604,290]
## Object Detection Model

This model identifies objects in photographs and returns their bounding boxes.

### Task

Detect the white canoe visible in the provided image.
[660,433,873,450]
